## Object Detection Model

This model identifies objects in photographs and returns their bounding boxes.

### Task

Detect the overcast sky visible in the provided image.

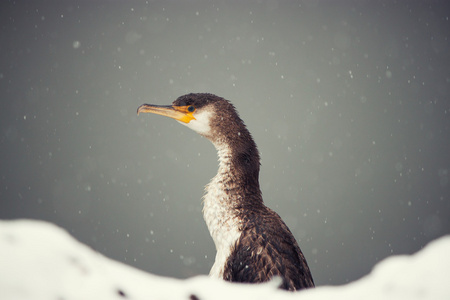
[1,0,449,286]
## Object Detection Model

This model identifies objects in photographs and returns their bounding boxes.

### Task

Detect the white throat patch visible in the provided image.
[179,108,213,136]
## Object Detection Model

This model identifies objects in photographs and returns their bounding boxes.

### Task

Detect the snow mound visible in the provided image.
[1,219,449,300]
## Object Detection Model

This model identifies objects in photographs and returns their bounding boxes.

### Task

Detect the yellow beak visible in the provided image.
[137,104,196,123]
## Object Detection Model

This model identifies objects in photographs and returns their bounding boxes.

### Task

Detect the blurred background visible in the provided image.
[1,0,449,286]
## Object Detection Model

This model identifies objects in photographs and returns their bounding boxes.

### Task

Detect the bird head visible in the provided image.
[137,93,244,143]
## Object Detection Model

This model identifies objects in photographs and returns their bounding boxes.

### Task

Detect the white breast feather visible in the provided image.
[202,144,242,278]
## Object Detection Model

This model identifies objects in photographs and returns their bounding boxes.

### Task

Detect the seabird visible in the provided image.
[137,93,314,291]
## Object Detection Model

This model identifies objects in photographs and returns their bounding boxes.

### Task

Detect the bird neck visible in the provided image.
[212,134,263,209]
[202,134,264,255]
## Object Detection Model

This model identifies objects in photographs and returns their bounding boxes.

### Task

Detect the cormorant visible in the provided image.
[137,93,314,291]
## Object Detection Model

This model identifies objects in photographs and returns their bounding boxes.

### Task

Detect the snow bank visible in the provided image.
[1,219,449,300]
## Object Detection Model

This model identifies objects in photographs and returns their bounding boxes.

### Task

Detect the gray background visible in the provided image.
[1,1,449,286]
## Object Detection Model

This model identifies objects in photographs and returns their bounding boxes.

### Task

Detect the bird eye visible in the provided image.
[187,105,195,112]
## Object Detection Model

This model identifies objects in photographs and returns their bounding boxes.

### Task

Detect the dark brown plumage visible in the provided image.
[138,93,314,291]
[224,208,315,290]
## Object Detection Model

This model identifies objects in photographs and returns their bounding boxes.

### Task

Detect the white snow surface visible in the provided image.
[1,219,449,300]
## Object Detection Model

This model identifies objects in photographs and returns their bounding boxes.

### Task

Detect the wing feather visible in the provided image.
[223,210,314,291]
